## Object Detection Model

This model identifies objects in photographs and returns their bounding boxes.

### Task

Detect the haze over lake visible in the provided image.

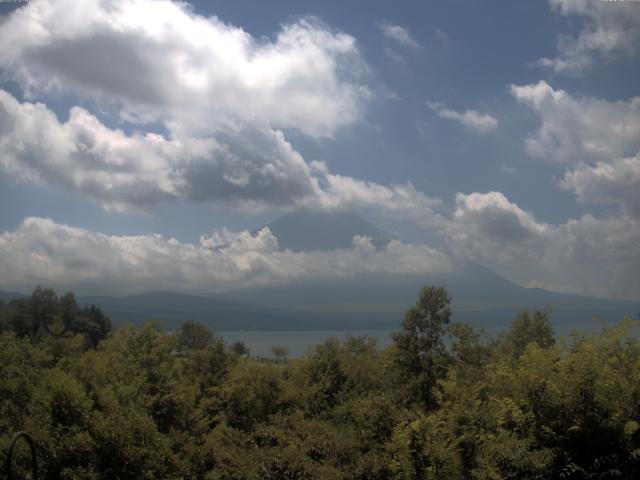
[219,320,623,358]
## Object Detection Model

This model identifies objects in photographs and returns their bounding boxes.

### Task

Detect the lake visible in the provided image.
[218,319,628,358]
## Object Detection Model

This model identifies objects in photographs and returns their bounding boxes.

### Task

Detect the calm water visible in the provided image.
[219,320,626,358]
[220,329,394,358]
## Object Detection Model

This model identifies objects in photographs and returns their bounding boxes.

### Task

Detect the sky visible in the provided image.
[0,0,638,299]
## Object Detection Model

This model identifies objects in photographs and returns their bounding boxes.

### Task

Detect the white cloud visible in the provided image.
[511,81,640,164]
[0,0,370,139]
[444,192,550,263]
[0,217,453,295]
[561,154,640,218]
[440,191,640,300]
[427,102,498,133]
[501,164,517,175]
[0,90,316,211]
[308,161,443,226]
[0,1,447,218]
[540,0,640,73]
[378,22,421,49]
[512,81,640,220]
[0,89,443,215]
[1,198,638,300]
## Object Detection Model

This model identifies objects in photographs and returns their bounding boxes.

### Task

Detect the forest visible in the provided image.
[1,286,639,479]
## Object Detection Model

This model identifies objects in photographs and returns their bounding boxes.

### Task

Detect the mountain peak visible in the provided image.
[259,209,392,252]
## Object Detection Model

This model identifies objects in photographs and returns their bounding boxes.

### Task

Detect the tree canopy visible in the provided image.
[1,286,639,479]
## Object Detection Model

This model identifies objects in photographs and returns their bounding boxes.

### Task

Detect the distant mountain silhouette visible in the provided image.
[0,290,25,303]
[76,292,395,331]
[258,208,393,251]
[221,210,640,328]
[219,265,640,328]
[77,272,640,331]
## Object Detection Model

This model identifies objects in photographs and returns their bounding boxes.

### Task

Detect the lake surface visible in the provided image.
[220,329,394,358]
[219,320,627,358]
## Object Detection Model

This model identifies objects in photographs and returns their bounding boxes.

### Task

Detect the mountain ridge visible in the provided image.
[256,208,393,251]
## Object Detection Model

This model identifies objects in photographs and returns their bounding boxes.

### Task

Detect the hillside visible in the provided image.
[0,289,25,303]
[77,291,396,331]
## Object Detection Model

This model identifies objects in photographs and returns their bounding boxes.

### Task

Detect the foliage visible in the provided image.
[392,286,452,408]
[1,286,639,479]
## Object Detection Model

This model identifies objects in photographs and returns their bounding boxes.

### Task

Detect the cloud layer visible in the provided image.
[0,217,453,295]
[0,88,442,214]
[0,89,316,210]
[2,197,638,300]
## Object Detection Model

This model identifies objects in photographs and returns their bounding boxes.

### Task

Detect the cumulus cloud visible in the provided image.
[511,81,640,164]
[427,102,498,133]
[0,1,448,218]
[444,192,550,263]
[456,82,640,298]
[307,161,443,225]
[0,89,442,215]
[0,218,453,295]
[378,22,421,49]
[439,191,640,300]
[540,0,640,73]
[0,0,370,139]
[0,90,316,210]
[561,154,640,218]
[512,81,640,220]
[1,201,638,300]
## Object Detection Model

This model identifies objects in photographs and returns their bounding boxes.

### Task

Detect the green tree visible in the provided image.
[298,338,347,414]
[501,309,555,357]
[230,340,250,357]
[5,287,59,338]
[177,320,214,353]
[28,286,60,337]
[220,362,285,431]
[60,291,80,332]
[448,322,491,368]
[2,288,111,347]
[270,345,289,363]
[392,286,452,408]
[74,305,112,347]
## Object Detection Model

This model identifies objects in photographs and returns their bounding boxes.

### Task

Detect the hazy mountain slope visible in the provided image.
[77,292,397,331]
[0,290,25,302]
[225,209,640,327]
[219,267,640,327]
[258,209,392,251]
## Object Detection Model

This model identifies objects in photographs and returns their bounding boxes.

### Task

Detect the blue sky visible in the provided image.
[0,0,638,299]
